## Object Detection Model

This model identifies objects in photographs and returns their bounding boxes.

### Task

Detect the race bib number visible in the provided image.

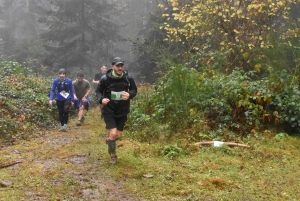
[111,91,124,100]
[60,91,69,99]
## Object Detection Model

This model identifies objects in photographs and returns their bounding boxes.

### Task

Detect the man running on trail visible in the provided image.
[73,72,91,126]
[49,69,75,132]
[95,57,137,164]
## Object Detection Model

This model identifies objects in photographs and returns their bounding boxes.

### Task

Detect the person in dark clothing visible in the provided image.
[93,65,108,118]
[95,57,137,164]
[92,65,108,85]
[49,69,75,131]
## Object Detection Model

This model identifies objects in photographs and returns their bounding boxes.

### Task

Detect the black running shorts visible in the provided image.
[103,114,128,131]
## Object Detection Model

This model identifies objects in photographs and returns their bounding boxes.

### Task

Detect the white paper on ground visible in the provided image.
[213,141,224,147]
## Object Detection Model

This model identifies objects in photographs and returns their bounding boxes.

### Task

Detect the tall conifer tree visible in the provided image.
[38,0,119,73]
[0,0,43,61]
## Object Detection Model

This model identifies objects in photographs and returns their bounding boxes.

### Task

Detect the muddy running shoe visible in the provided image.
[80,116,85,123]
[76,120,82,126]
[110,154,117,164]
[59,126,65,132]
[60,124,67,132]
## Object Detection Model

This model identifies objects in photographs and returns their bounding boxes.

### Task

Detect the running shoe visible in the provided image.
[60,124,67,132]
[110,154,117,164]
[80,116,85,123]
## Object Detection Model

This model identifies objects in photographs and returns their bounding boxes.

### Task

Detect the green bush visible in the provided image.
[274,87,300,134]
[127,65,300,142]
[0,60,57,143]
[161,142,189,159]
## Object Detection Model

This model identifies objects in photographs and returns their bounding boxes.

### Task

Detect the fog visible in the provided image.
[0,0,161,81]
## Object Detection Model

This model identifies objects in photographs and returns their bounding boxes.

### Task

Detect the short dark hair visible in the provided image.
[58,68,66,74]
[77,72,84,78]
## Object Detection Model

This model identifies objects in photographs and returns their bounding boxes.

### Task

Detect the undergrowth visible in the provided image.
[0,60,57,143]
[126,65,300,143]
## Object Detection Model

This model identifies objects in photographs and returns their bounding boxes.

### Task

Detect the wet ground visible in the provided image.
[0,113,142,201]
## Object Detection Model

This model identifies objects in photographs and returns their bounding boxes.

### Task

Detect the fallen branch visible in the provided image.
[0,161,23,169]
[194,141,251,148]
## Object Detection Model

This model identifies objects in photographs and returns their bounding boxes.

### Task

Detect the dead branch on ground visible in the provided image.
[0,161,23,169]
[194,141,251,148]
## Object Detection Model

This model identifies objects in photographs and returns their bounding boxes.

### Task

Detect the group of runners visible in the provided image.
[49,57,138,164]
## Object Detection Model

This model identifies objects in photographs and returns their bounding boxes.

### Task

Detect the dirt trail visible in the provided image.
[0,108,142,201]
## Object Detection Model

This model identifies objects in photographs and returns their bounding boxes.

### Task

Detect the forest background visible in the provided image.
[0,0,300,144]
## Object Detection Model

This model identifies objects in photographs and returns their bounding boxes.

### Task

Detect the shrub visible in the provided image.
[0,60,57,143]
[127,65,300,142]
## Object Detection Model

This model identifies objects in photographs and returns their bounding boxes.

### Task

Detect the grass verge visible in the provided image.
[0,107,300,200]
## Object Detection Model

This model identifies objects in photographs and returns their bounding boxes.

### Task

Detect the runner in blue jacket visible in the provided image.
[49,69,75,131]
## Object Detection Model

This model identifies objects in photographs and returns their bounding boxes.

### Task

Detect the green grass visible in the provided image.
[103,137,300,200]
[0,107,300,200]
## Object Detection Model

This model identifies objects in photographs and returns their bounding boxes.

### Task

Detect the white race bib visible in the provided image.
[111,91,124,100]
[60,91,69,99]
